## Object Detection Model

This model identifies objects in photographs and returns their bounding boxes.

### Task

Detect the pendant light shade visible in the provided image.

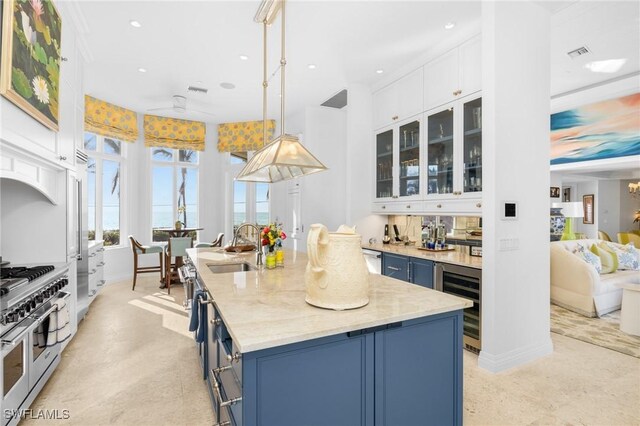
[236,134,327,182]
[235,0,327,183]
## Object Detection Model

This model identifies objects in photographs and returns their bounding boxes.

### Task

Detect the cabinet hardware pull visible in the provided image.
[476,203,482,208]
[452,91,457,96]
[437,204,442,208]
[211,371,242,410]
[213,366,232,374]
[392,115,399,120]
[210,317,222,326]
[381,206,386,209]
[59,155,67,161]
[406,205,411,209]
[392,195,398,199]
[387,266,400,271]
[226,352,242,363]
[198,299,215,305]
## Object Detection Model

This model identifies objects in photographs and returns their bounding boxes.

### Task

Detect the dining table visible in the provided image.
[155,227,203,288]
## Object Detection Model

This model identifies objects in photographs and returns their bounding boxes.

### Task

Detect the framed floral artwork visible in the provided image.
[0,0,61,131]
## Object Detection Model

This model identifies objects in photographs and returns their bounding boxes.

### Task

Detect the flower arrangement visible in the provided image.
[175,205,186,229]
[261,223,286,251]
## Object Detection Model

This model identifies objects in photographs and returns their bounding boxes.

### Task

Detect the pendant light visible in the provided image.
[236,0,327,183]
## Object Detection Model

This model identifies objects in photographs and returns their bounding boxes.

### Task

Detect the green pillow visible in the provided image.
[590,243,618,274]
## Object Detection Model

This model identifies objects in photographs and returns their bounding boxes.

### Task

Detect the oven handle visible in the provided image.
[1,319,37,347]
[31,304,58,324]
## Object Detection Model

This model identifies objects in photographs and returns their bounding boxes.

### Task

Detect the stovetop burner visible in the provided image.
[0,265,55,282]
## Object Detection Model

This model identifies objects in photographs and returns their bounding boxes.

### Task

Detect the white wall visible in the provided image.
[479,1,553,372]
[346,84,387,244]
[597,180,620,239]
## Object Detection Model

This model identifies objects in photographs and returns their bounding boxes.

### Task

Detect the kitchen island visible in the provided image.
[187,247,471,426]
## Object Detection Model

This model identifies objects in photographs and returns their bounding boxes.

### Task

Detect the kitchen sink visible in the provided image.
[207,263,257,274]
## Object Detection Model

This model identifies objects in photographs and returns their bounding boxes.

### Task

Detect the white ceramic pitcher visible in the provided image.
[305,224,370,310]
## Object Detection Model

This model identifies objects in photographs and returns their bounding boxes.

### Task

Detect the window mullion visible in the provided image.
[96,158,104,242]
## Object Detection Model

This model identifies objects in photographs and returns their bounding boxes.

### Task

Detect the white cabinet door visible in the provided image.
[57,81,76,168]
[459,36,482,97]
[396,68,424,121]
[423,49,459,111]
[373,84,399,130]
[67,171,79,260]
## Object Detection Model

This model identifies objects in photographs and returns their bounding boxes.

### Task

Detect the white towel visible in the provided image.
[46,298,71,347]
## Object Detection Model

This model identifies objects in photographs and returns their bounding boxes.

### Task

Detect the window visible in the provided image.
[151,148,199,241]
[229,152,270,235]
[84,133,124,247]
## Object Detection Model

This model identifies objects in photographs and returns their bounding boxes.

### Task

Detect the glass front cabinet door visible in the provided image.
[374,118,422,202]
[425,95,482,199]
[462,97,482,194]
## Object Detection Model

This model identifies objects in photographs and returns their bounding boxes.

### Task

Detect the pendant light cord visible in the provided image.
[280,0,286,136]
[262,19,268,147]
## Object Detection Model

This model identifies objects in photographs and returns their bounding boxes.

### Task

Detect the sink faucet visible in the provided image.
[232,223,263,267]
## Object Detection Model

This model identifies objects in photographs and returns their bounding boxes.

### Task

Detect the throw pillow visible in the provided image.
[572,247,602,273]
[603,242,640,271]
[590,244,618,274]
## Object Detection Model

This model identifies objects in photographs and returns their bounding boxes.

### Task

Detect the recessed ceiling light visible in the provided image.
[239,55,249,61]
[444,22,456,30]
[376,69,384,74]
[130,20,142,28]
[220,82,236,90]
[138,67,147,73]
[584,58,627,73]
[307,64,317,70]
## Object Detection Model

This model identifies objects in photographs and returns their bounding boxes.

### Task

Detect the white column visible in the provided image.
[479,1,553,372]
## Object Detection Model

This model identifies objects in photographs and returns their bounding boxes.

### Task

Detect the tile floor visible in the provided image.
[24,275,640,425]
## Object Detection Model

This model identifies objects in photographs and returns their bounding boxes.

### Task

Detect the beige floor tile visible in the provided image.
[23,275,639,425]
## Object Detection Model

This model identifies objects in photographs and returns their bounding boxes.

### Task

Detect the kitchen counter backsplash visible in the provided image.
[364,242,482,269]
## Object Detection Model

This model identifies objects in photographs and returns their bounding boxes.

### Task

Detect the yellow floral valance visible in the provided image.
[143,115,206,151]
[84,95,138,142]
[217,120,276,152]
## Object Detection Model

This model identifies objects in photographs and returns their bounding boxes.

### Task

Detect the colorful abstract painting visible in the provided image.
[550,93,640,165]
[0,0,61,131]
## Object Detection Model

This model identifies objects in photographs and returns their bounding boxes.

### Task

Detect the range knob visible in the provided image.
[29,299,37,310]
[18,306,26,318]
[5,311,18,323]
[24,301,32,313]
[61,278,68,287]
[35,293,44,303]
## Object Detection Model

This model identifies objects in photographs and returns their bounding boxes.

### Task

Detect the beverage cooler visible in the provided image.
[434,263,481,353]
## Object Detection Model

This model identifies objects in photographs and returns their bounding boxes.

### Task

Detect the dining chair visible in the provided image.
[129,236,164,291]
[164,237,193,294]
[598,230,612,242]
[617,232,640,247]
[195,233,224,248]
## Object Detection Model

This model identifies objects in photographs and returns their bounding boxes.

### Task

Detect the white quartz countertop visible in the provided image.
[363,243,482,269]
[186,248,472,353]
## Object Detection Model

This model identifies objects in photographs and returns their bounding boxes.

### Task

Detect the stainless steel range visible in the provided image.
[1,263,70,426]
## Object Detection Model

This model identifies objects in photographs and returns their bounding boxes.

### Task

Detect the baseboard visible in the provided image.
[478,337,554,373]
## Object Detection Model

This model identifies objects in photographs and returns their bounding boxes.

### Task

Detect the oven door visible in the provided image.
[29,293,69,389]
[2,318,36,421]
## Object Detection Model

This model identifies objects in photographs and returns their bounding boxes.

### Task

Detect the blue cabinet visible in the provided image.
[382,252,409,280]
[207,310,463,426]
[411,257,434,288]
[382,253,434,289]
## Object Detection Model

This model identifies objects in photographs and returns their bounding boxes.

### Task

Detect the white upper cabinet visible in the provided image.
[424,36,481,111]
[373,68,423,130]
[459,36,482,96]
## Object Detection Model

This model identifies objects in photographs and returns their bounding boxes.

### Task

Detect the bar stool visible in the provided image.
[195,233,224,248]
[129,236,164,291]
[164,237,193,294]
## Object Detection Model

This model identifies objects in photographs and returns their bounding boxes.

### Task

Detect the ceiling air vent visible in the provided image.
[187,85,209,94]
[567,46,591,59]
[321,89,348,109]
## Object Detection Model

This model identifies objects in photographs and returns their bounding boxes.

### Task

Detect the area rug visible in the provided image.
[550,304,640,358]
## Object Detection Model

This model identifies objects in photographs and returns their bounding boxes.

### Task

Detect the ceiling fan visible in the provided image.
[147,95,215,117]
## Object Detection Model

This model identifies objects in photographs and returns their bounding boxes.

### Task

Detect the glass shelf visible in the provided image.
[427,108,454,195]
[463,98,482,194]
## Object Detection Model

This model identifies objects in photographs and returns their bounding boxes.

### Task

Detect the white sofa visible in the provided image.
[550,239,640,317]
